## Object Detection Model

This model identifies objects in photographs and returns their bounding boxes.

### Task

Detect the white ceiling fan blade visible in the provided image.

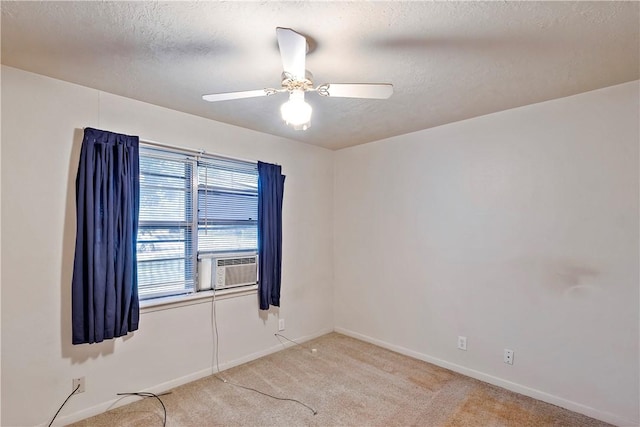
[276,27,307,80]
[202,89,271,102]
[320,83,394,99]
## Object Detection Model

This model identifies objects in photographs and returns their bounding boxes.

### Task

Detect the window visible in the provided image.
[137,146,258,301]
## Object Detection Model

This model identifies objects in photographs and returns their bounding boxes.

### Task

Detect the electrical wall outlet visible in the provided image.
[457,336,467,351]
[72,377,85,393]
[504,349,514,365]
[278,318,285,331]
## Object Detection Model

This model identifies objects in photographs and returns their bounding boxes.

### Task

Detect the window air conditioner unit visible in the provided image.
[198,254,258,291]
[215,255,258,289]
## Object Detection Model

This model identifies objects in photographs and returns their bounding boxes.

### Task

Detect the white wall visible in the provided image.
[334,81,639,425]
[0,66,334,426]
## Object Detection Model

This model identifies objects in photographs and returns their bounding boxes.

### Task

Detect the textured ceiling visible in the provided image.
[2,1,638,150]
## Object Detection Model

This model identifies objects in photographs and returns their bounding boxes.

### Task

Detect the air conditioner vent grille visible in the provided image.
[214,255,258,289]
[217,257,257,267]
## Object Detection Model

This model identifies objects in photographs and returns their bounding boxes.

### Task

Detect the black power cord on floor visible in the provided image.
[48,384,80,427]
[116,391,171,427]
[209,291,317,416]
[274,333,318,354]
[212,375,318,415]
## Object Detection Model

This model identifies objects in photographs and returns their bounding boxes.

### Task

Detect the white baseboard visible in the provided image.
[50,328,333,426]
[334,327,638,427]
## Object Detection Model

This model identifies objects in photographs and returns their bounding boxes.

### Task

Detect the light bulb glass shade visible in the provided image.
[280,90,312,129]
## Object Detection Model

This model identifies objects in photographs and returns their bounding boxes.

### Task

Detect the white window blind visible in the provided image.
[197,157,258,254]
[138,148,196,300]
[137,145,258,301]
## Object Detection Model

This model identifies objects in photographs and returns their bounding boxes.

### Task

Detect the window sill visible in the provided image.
[140,285,258,314]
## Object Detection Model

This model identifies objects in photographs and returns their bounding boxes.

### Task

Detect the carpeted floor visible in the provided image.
[69,333,611,426]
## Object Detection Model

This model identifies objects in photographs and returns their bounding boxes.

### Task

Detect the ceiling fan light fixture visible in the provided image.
[281,90,312,130]
[201,27,393,132]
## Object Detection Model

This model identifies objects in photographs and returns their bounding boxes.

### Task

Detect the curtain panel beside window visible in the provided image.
[71,127,140,344]
[257,162,285,310]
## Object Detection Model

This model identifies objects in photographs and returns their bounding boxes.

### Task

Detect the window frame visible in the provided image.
[137,143,259,306]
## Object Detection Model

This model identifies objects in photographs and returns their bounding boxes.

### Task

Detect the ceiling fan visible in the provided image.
[202,27,393,131]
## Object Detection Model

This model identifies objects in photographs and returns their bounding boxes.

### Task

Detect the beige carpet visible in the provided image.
[69,333,611,426]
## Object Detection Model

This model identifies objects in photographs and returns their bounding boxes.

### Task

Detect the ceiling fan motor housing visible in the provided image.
[281,71,314,92]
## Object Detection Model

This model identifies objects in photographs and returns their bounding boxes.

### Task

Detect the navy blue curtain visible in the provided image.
[257,162,286,310]
[72,128,140,344]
